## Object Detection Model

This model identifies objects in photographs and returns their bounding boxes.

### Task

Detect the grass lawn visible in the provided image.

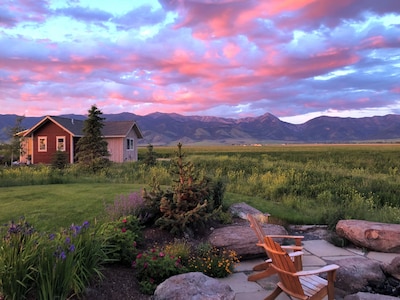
[0,183,143,231]
[1,182,300,232]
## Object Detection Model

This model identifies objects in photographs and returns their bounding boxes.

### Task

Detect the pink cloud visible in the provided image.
[4,0,49,26]
[267,0,316,14]
[359,35,388,49]
[1,0,399,121]
[222,42,241,59]
[391,87,400,94]
[167,0,321,38]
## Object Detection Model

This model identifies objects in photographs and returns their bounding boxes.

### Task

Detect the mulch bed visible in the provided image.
[78,264,151,300]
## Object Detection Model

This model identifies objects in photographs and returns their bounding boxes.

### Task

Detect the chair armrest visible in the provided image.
[268,235,304,240]
[295,264,339,277]
[256,242,304,258]
[262,251,303,263]
[288,251,304,258]
[282,245,303,251]
[268,235,304,247]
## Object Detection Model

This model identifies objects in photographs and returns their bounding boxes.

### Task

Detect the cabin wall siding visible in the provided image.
[124,130,139,162]
[106,130,139,163]
[106,137,123,163]
[19,137,33,164]
[32,122,72,164]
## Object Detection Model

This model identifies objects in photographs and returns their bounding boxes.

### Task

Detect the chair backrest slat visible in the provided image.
[247,214,266,244]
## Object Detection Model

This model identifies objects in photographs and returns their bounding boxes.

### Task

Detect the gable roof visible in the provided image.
[102,121,143,138]
[23,116,143,139]
[23,116,85,137]
[52,116,85,135]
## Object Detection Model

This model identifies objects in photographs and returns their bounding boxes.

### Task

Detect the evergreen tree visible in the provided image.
[143,143,223,236]
[51,150,69,169]
[143,144,157,166]
[75,105,110,172]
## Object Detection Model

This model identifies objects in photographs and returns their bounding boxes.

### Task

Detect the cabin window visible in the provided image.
[56,136,66,151]
[38,136,47,152]
[126,138,134,150]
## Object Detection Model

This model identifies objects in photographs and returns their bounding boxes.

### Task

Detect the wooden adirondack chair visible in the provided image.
[247,214,304,281]
[261,236,339,300]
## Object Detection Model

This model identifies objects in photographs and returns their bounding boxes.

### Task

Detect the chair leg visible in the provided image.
[264,286,283,300]
[327,271,337,300]
[248,267,277,281]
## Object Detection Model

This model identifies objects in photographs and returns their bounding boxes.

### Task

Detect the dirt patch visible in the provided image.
[79,264,151,300]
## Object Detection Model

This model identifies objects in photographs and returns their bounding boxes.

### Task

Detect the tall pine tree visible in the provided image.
[75,105,110,172]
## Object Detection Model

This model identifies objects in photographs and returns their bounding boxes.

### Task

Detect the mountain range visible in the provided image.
[1,112,400,145]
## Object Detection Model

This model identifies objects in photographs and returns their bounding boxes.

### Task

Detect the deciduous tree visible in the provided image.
[6,116,25,165]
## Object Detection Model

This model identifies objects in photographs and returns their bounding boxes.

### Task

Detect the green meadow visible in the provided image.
[1,143,400,231]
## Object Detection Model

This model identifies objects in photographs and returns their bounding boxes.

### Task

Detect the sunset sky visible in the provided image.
[1,0,400,124]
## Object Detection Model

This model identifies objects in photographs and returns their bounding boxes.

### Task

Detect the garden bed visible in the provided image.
[77,225,197,299]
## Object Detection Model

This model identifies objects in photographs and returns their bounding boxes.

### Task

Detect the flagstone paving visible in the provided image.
[218,239,397,300]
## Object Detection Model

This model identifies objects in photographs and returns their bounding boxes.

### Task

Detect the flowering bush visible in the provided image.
[0,218,106,300]
[105,192,145,221]
[0,217,38,299]
[99,215,142,265]
[188,243,240,278]
[163,239,191,265]
[133,247,188,294]
[36,221,107,299]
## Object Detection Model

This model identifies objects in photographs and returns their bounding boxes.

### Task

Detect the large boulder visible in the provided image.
[153,272,235,300]
[336,220,400,253]
[382,256,400,280]
[207,223,288,258]
[327,257,386,294]
[229,202,270,223]
[344,292,400,300]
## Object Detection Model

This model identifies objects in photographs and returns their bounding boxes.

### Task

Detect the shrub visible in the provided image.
[133,247,188,294]
[216,210,233,225]
[0,219,106,300]
[51,150,69,169]
[188,243,240,278]
[105,192,145,221]
[62,222,107,295]
[209,179,226,209]
[0,218,38,299]
[99,215,142,265]
[141,177,167,222]
[163,239,191,265]
[37,221,106,299]
[142,144,157,166]
[35,221,106,299]
[143,143,223,236]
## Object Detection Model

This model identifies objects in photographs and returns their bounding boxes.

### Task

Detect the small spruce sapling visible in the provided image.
[144,143,222,236]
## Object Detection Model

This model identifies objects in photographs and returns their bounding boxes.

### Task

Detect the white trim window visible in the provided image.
[38,136,47,152]
[126,138,134,150]
[56,136,66,151]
